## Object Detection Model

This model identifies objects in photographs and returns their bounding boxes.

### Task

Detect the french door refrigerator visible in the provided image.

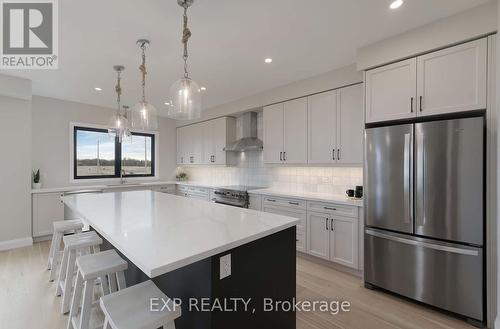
[364,116,484,324]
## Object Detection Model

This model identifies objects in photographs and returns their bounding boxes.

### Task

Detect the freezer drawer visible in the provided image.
[364,228,483,321]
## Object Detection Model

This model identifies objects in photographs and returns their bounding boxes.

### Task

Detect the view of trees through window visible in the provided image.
[74,127,154,179]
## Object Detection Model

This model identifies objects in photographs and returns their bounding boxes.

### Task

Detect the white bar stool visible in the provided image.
[100,280,181,329]
[68,249,128,329]
[48,219,84,281]
[57,231,103,314]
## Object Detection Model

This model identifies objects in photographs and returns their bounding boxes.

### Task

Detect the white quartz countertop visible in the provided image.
[61,190,300,277]
[31,180,221,194]
[249,188,364,207]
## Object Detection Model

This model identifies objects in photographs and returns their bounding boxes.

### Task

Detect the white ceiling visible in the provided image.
[6,0,490,115]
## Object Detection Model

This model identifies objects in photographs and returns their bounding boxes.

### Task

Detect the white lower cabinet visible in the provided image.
[306,204,359,269]
[262,197,307,253]
[306,211,330,259]
[32,192,65,237]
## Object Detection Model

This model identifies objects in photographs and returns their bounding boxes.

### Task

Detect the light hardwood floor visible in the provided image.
[0,242,475,329]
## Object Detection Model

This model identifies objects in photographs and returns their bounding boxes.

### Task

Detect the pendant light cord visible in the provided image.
[139,43,147,102]
[182,5,191,79]
[115,70,122,114]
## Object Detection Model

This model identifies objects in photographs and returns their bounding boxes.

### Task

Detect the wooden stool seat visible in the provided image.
[47,219,84,280]
[100,280,181,329]
[57,231,102,314]
[68,250,128,329]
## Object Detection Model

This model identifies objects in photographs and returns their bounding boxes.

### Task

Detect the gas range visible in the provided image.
[212,185,263,208]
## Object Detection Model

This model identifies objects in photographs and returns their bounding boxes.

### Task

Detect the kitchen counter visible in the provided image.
[61,190,299,277]
[250,188,364,207]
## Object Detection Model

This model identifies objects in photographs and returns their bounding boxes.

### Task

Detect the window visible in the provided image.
[74,126,155,179]
[121,133,154,176]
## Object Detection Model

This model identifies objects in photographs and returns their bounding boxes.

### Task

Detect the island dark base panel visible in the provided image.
[97,226,297,329]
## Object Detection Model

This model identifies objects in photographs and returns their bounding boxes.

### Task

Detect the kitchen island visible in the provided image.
[62,190,299,329]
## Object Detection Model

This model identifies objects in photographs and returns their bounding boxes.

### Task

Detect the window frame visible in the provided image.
[72,125,156,180]
[120,131,156,178]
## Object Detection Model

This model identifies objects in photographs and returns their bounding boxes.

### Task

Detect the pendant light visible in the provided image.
[108,65,131,142]
[131,39,158,130]
[168,0,202,120]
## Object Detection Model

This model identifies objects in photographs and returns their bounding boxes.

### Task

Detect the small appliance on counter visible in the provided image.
[346,186,363,199]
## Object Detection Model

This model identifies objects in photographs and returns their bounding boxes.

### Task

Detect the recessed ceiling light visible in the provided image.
[94,87,102,91]
[264,58,273,64]
[390,0,403,9]
[200,86,206,91]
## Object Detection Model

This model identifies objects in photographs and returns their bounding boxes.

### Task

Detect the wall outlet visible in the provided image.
[220,254,231,280]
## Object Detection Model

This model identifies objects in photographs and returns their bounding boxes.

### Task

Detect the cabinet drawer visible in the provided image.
[188,186,209,195]
[152,185,176,193]
[263,196,306,210]
[177,185,189,192]
[307,201,357,218]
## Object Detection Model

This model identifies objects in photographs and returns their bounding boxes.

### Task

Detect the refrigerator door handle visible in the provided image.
[403,133,412,224]
[365,229,479,256]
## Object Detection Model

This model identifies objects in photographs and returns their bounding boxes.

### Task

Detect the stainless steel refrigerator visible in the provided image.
[364,116,484,324]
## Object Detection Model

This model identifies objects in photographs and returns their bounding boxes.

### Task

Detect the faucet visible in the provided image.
[120,169,127,184]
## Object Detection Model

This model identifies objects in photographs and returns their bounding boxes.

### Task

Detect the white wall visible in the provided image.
[0,82,32,244]
[179,64,362,126]
[357,1,497,70]
[32,96,177,188]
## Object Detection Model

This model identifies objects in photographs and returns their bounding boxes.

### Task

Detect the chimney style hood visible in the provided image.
[224,112,263,152]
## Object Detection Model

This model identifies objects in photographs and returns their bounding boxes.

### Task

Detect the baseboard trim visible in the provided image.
[297,251,363,278]
[0,237,33,251]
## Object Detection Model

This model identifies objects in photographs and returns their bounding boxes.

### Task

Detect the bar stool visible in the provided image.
[100,280,181,329]
[56,231,103,314]
[68,249,128,329]
[48,219,84,281]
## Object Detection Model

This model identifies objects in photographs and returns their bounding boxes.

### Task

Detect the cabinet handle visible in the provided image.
[323,206,337,211]
[331,218,334,231]
[410,97,414,113]
[288,201,299,205]
[325,218,329,230]
[419,96,423,112]
[280,152,283,161]
[283,151,286,161]
[267,198,276,202]
[332,149,335,160]
[337,148,340,161]
[213,155,215,163]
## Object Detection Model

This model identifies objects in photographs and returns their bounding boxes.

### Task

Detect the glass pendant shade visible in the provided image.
[168,78,201,120]
[108,113,130,142]
[131,101,158,130]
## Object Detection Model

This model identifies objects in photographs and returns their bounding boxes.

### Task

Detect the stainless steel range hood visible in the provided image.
[223,112,263,152]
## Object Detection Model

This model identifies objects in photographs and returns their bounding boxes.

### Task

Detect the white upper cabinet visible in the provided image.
[365,58,417,123]
[308,90,337,164]
[264,98,308,164]
[307,84,363,164]
[337,84,364,164]
[283,98,308,164]
[177,117,235,166]
[365,38,488,123]
[416,38,487,116]
[263,103,285,164]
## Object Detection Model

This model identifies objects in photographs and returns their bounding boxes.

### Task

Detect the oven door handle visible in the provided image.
[212,198,246,208]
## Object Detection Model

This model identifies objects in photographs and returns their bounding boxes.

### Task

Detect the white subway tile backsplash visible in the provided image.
[177,151,362,193]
